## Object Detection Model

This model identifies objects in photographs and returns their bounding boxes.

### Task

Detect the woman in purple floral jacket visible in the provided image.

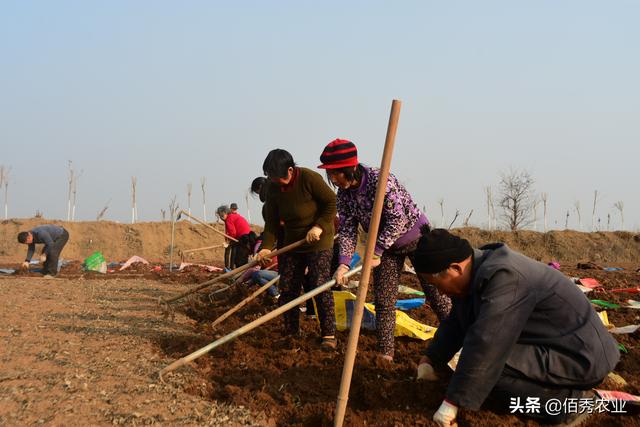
[318,139,452,361]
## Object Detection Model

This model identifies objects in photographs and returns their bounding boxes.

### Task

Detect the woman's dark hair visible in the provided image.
[251,177,266,195]
[420,223,432,236]
[250,177,268,203]
[262,149,295,178]
[239,231,258,252]
[325,164,364,188]
[17,231,29,243]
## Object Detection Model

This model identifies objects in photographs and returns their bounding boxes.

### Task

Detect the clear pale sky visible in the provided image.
[1,1,638,230]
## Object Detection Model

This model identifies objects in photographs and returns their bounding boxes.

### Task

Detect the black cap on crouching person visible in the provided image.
[413,227,473,274]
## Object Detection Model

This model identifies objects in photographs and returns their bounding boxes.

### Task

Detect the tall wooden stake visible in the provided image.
[334,99,401,427]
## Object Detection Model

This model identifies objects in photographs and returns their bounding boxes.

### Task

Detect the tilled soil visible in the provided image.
[0,262,638,426]
[164,267,640,426]
[0,275,267,426]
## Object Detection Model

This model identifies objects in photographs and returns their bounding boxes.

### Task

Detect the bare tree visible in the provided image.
[71,169,83,221]
[186,182,192,218]
[540,193,548,232]
[607,213,611,231]
[169,197,179,219]
[161,209,166,221]
[462,209,473,227]
[96,199,110,221]
[448,209,460,229]
[0,166,9,219]
[591,190,599,231]
[532,197,540,231]
[613,201,624,230]
[498,168,535,231]
[438,198,445,228]
[131,176,138,224]
[201,177,207,222]
[574,201,582,231]
[67,161,74,221]
[168,196,180,272]
[485,186,496,230]
[565,210,570,230]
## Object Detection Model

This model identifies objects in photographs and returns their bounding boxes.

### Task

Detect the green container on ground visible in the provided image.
[83,251,107,273]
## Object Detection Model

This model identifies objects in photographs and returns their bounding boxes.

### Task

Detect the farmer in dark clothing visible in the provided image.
[17,224,70,277]
[413,228,619,426]
[256,149,337,350]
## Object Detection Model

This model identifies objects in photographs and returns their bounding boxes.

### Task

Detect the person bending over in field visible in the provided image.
[413,228,619,426]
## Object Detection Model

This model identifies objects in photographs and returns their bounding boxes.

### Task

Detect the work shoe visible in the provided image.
[320,336,337,351]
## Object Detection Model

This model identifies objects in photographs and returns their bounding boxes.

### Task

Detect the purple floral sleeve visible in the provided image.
[337,166,425,266]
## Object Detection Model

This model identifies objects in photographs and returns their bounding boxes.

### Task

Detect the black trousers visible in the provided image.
[233,241,250,268]
[44,229,69,276]
[224,243,236,269]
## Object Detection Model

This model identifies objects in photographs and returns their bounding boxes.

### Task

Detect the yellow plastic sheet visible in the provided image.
[598,310,615,329]
[333,291,436,340]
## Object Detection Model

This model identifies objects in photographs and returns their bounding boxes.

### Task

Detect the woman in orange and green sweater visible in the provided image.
[257,149,337,350]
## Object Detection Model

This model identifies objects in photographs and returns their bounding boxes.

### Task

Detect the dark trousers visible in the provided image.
[233,237,251,268]
[278,250,335,337]
[224,243,237,269]
[44,229,69,276]
[482,365,599,424]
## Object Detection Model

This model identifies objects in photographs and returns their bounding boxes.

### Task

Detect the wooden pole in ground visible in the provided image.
[159,265,363,377]
[178,210,238,242]
[334,99,401,427]
[162,238,306,304]
[211,274,280,329]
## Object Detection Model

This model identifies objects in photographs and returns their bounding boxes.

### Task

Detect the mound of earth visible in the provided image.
[2,219,639,266]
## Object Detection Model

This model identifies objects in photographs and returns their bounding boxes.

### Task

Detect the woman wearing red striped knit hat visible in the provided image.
[318,139,452,362]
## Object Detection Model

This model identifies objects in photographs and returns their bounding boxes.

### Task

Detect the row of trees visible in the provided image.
[133,177,211,224]
[0,163,629,231]
[436,169,626,231]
